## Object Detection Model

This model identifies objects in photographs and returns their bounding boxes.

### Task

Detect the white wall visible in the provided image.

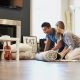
[30,0,70,41]
[61,0,69,23]
[30,0,62,41]
[70,0,80,8]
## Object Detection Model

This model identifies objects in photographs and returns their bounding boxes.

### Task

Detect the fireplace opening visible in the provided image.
[0,24,16,37]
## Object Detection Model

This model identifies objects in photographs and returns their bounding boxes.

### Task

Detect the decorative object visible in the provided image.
[23,36,37,53]
[4,41,12,60]
[0,0,23,9]
[0,36,20,60]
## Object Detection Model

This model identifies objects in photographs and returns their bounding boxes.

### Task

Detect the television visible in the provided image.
[0,0,23,9]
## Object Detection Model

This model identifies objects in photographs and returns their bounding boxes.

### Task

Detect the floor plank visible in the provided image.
[0,60,80,80]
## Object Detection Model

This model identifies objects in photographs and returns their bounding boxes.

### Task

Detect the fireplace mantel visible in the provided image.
[0,19,21,39]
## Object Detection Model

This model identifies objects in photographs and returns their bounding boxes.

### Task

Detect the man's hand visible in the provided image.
[51,40,62,51]
[44,39,51,51]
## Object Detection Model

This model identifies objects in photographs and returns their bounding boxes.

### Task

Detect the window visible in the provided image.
[70,0,80,36]
[30,0,62,41]
[74,8,80,36]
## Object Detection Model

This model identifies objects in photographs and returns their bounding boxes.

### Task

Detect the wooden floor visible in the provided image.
[0,60,80,80]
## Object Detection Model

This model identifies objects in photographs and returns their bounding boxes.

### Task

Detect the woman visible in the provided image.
[56,21,80,60]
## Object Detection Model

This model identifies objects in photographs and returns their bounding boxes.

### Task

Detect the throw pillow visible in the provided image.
[11,43,32,52]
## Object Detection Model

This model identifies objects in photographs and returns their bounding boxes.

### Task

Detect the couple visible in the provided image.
[35,21,80,61]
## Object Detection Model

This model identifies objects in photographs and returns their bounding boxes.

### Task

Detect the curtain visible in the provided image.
[65,9,72,32]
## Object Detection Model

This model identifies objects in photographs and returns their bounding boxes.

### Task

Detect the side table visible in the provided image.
[0,37,20,61]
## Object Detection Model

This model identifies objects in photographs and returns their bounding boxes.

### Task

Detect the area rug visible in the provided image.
[52,60,79,62]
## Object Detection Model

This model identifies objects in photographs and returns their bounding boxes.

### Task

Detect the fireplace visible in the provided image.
[0,19,21,39]
[0,24,16,37]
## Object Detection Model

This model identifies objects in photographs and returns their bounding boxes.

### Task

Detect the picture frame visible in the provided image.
[0,0,23,9]
[23,36,37,53]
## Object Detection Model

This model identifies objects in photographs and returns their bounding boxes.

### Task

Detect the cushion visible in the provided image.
[65,48,80,60]
[12,51,36,60]
[11,43,32,52]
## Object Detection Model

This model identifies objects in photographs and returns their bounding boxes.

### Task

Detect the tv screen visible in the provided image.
[0,0,23,9]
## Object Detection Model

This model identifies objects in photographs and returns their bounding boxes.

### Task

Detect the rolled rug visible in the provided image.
[35,50,61,61]
[43,50,61,61]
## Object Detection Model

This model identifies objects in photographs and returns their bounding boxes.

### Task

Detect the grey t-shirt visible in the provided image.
[63,31,80,50]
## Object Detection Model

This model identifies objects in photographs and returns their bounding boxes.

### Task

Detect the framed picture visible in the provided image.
[0,0,23,9]
[23,36,37,53]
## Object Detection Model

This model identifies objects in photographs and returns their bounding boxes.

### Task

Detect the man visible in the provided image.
[56,21,80,59]
[41,22,64,52]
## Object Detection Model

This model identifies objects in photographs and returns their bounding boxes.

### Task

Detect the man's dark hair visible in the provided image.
[56,21,65,29]
[41,22,51,28]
